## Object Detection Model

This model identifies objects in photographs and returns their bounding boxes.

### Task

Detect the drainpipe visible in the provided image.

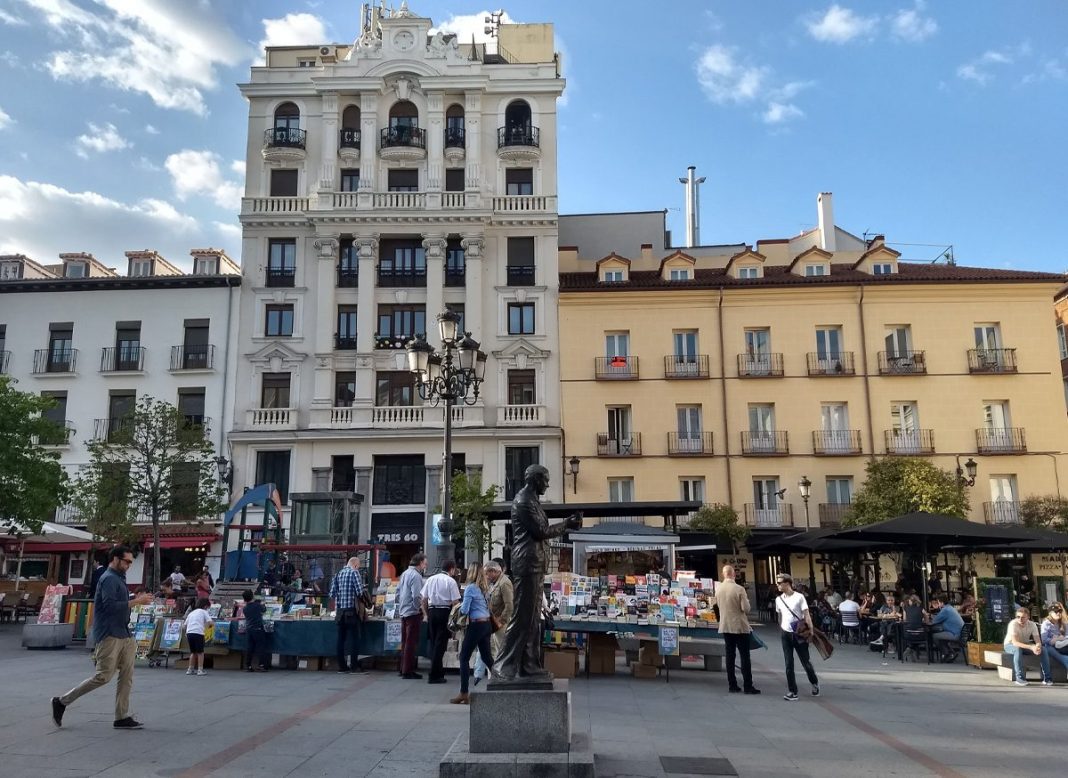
[717,287,733,505]
[1042,453,1063,498]
[857,285,876,459]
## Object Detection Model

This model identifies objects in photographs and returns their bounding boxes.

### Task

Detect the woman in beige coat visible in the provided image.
[473,560,514,685]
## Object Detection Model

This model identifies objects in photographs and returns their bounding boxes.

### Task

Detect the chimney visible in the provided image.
[817,192,835,252]
[678,166,706,248]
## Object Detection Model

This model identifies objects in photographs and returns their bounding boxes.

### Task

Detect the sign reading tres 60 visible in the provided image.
[376,532,420,543]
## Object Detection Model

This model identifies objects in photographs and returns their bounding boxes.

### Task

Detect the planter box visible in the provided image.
[967,641,1003,669]
[22,622,74,650]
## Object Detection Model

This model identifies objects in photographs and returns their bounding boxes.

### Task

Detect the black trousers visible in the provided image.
[427,607,452,681]
[723,632,755,691]
[336,612,361,671]
[781,630,819,694]
[246,627,270,670]
[459,621,494,693]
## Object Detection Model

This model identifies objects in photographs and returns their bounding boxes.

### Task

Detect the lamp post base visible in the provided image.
[435,541,455,572]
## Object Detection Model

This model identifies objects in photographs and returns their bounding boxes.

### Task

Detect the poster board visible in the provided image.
[383,619,402,653]
[975,576,1015,644]
[159,618,184,651]
[658,625,680,656]
[1036,576,1065,610]
[38,585,71,625]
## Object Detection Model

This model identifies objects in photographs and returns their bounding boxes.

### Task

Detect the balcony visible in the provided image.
[594,356,639,380]
[878,350,926,375]
[884,428,935,455]
[497,404,546,426]
[170,345,215,371]
[984,501,1022,525]
[243,197,309,214]
[377,266,427,287]
[373,191,427,209]
[337,265,359,288]
[265,267,296,287]
[444,266,465,287]
[338,128,361,164]
[100,346,145,373]
[744,504,794,528]
[664,354,710,379]
[379,127,427,162]
[976,427,1027,454]
[492,195,557,213]
[597,433,642,457]
[37,420,75,447]
[497,126,540,162]
[372,405,425,428]
[0,350,9,373]
[737,353,784,377]
[334,335,359,351]
[33,348,77,375]
[741,431,789,455]
[262,127,307,162]
[506,265,535,286]
[94,417,132,442]
[968,348,1018,374]
[812,430,862,455]
[667,431,714,456]
[818,503,853,528]
[806,352,855,376]
[444,127,465,163]
[247,408,296,431]
[374,334,417,350]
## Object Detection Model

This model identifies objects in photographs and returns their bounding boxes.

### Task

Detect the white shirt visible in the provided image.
[421,572,460,607]
[185,608,212,636]
[826,592,843,609]
[838,599,861,626]
[169,572,186,586]
[775,591,809,632]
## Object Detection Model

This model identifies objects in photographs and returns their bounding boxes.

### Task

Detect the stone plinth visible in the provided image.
[22,622,74,650]
[470,679,570,754]
[440,730,595,778]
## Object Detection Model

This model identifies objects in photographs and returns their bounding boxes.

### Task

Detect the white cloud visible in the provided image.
[257,13,327,64]
[695,45,808,125]
[957,45,1026,85]
[212,221,242,241]
[763,102,804,124]
[135,155,161,172]
[74,122,130,158]
[21,0,249,115]
[806,5,878,44]
[144,123,159,135]
[230,160,246,177]
[164,149,243,210]
[0,106,13,130]
[890,3,938,42]
[0,8,25,25]
[0,174,239,270]
[430,10,519,43]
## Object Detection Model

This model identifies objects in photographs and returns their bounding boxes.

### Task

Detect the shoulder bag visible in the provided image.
[448,602,469,633]
[780,594,834,660]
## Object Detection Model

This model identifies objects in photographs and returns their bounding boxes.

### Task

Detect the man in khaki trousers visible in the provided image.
[717,564,760,694]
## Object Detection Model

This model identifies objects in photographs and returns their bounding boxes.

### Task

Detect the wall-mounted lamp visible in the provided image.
[956,456,978,487]
[213,455,234,489]
[566,456,580,494]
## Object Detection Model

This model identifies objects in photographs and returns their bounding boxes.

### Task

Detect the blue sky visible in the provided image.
[0,1,1065,271]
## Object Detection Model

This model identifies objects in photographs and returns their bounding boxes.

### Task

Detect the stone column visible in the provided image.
[461,233,485,342]
[312,466,331,491]
[355,466,372,542]
[318,92,339,208]
[423,234,447,347]
[311,235,339,410]
[426,90,444,209]
[355,234,379,352]
[358,92,378,208]
[464,91,482,208]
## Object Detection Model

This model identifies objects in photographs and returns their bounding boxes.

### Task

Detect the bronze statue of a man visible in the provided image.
[491,464,581,685]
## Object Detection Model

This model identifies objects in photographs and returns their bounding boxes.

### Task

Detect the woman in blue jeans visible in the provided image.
[451,562,494,705]
[1040,604,1068,678]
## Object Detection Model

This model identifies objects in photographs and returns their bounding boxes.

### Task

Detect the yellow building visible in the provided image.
[557,197,1068,592]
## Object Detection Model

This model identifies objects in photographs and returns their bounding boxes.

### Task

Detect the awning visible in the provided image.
[144,535,217,549]
[19,541,95,553]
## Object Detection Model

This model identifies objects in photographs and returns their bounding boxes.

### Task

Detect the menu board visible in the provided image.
[384,620,402,653]
[659,625,680,656]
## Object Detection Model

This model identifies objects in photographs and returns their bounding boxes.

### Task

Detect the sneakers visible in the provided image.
[186,668,194,675]
[51,697,65,727]
[196,670,207,676]
[1042,679,1054,687]
[812,684,820,697]
[1014,679,1029,686]
[113,717,144,730]
[783,692,799,701]
[870,637,884,646]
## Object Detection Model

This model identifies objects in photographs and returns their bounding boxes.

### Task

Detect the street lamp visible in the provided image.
[798,475,816,598]
[213,455,233,489]
[406,311,487,570]
[956,456,978,488]
[566,456,580,495]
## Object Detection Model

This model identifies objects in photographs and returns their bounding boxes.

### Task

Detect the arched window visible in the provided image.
[274,102,300,131]
[505,100,531,133]
[389,101,419,130]
[341,105,361,148]
[445,104,465,147]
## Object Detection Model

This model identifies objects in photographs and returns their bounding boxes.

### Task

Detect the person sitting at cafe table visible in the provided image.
[959,592,977,620]
[837,592,862,639]
[926,596,964,663]
[869,593,902,649]
[1039,604,1068,679]
[1004,605,1052,686]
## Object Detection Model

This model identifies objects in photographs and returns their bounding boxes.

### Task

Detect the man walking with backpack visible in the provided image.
[774,573,820,702]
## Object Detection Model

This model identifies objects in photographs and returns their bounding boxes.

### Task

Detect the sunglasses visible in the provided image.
[120,557,134,564]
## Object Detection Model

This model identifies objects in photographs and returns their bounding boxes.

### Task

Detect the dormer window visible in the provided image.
[0,261,23,280]
[669,269,691,281]
[193,257,218,275]
[805,265,828,277]
[65,262,86,278]
[738,266,761,279]
[603,270,624,283]
[873,263,894,275]
[129,259,153,277]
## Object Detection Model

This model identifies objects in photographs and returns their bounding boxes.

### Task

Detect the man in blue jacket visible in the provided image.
[928,596,964,662]
[51,546,153,729]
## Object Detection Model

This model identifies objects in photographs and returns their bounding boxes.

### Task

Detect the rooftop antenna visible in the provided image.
[484,9,503,55]
[677,166,706,248]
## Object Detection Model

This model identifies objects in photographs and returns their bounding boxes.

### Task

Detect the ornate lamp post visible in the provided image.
[798,475,816,597]
[566,456,580,495]
[406,310,487,570]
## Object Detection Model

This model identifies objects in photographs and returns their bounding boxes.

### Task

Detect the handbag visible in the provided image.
[811,627,835,660]
[448,602,469,633]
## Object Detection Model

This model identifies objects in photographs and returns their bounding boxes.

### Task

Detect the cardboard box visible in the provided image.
[544,649,579,679]
[631,662,658,679]
[639,644,663,668]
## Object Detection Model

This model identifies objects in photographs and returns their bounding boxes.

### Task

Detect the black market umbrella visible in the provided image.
[748,528,885,554]
[1004,528,1068,552]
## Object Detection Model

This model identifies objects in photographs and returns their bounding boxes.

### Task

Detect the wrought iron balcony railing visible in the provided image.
[806,351,855,376]
[984,501,1021,525]
[596,433,642,457]
[33,348,77,374]
[334,335,359,351]
[664,354,710,379]
[380,126,426,149]
[594,356,639,380]
[337,264,359,288]
[968,348,1018,374]
[264,127,306,149]
[741,431,789,455]
[100,346,145,372]
[884,428,935,454]
[744,504,794,528]
[878,350,926,375]
[265,266,296,287]
[376,266,427,287]
[444,126,465,148]
[506,265,535,286]
[497,126,540,148]
[738,353,784,377]
[170,344,215,371]
[339,128,361,149]
[976,427,1027,454]
[812,429,862,455]
[667,431,713,456]
[818,503,853,528]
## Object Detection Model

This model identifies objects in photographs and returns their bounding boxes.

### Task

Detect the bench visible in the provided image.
[984,649,1068,683]
[619,637,727,672]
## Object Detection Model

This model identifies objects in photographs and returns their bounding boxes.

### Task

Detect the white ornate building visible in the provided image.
[229,4,566,565]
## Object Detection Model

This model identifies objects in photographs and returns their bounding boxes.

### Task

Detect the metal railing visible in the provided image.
[444,126,465,148]
[0,350,9,373]
[170,344,215,370]
[334,335,359,351]
[744,504,794,528]
[806,352,855,376]
[337,265,359,288]
[664,354,710,379]
[380,126,426,149]
[444,267,466,287]
[738,353,784,377]
[976,427,1027,454]
[497,126,540,148]
[741,431,789,455]
[596,433,642,456]
[94,417,132,442]
[818,503,853,527]
[878,350,927,375]
[263,127,306,149]
[37,419,74,446]
[984,501,1022,525]
[33,348,77,374]
[506,265,535,286]
[968,348,1018,373]
[100,346,145,372]
[339,128,361,149]
[265,266,296,287]
[667,431,713,456]
[376,266,427,287]
[594,356,639,380]
[884,428,935,454]
[812,429,862,455]
[374,334,419,350]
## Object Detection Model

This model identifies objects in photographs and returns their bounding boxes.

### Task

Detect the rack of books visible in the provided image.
[546,571,719,630]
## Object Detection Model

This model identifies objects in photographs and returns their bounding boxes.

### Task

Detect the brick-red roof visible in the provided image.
[560,263,1065,292]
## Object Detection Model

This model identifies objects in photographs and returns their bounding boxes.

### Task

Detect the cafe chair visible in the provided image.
[902,628,928,662]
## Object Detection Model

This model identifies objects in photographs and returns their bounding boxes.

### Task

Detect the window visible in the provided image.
[676,405,703,450]
[445,104,465,146]
[884,326,912,357]
[182,320,210,368]
[752,478,781,512]
[743,328,772,374]
[506,237,535,286]
[266,239,296,287]
[974,323,1001,352]
[680,477,705,503]
[261,373,291,408]
[603,270,624,283]
[748,404,775,451]
[872,263,893,275]
[377,305,426,342]
[129,259,153,277]
[168,463,199,513]
[40,391,68,444]
[338,239,358,287]
[378,239,426,285]
[673,331,697,360]
[669,268,691,281]
[388,101,419,131]
[503,100,533,141]
[387,169,418,192]
[64,261,86,278]
[114,322,141,370]
[336,305,358,349]
[804,264,827,277]
[606,332,630,358]
[1059,324,1068,360]
[335,372,356,407]
[376,371,416,406]
[508,370,536,405]
[270,169,298,197]
[192,257,217,275]
[815,327,843,360]
[274,102,300,131]
[445,239,465,286]
[445,168,465,192]
[255,450,291,504]
[446,303,465,336]
[826,477,853,504]
[504,446,539,500]
[507,302,535,335]
[605,406,632,453]
[107,391,135,441]
[340,169,360,192]
[265,304,294,337]
[372,455,426,505]
[297,57,316,68]
[177,388,206,427]
[331,455,356,492]
[989,475,1019,523]
[505,168,533,195]
[737,266,760,279]
[608,478,634,503]
[48,324,73,371]
[0,261,23,279]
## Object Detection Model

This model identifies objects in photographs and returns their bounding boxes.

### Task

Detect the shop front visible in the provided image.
[370,512,425,574]
[142,531,218,587]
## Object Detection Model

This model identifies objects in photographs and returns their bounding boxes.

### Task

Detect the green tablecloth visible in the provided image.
[229,619,429,657]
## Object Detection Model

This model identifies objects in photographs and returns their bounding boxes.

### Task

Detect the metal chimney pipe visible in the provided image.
[678,166,706,248]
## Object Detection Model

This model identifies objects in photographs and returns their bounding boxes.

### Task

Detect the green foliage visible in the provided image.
[449,471,501,560]
[684,503,750,553]
[78,396,226,589]
[845,457,968,527]
[1019,495,1068,531]
[0,376,70,534]
[69,465,138,546]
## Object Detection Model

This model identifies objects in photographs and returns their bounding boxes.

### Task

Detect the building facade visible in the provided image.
[558,195,1068,591]
[0,250,241,586]
[229,5,565,566]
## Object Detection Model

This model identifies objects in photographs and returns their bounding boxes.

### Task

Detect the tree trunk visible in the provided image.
[152,509,162,592]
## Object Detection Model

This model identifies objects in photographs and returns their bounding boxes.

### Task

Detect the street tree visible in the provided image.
[81,396,226,590]
[1019,495,1068,531]
[0,376,70,535]
[845,456,967,526]
[685,503,750,554]
[449,470,501,560]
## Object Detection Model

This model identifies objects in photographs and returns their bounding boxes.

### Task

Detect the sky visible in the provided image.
[0,1,1065,272]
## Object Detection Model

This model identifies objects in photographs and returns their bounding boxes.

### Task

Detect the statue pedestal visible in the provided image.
[439,679,596,777]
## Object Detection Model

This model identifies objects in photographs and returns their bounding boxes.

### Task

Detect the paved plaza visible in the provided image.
[0,622,1061,778]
